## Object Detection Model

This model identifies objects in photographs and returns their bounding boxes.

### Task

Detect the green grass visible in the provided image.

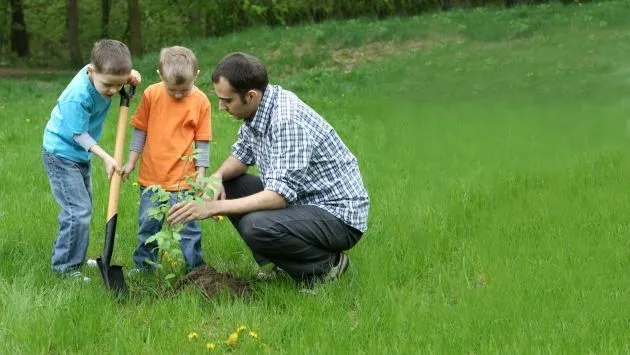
[2,1,630,352]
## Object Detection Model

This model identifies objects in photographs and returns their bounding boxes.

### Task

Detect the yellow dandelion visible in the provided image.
[237,325,247,333]
[249,331,258,339]
[226,332,239,346]
[188,332,199,341]
[171,261,178,267]
[163,251,169,257]
[132,182,139,187]
[206,342,215,350]
[218,215,224,221]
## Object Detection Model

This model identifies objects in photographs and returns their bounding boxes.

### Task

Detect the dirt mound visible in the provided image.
[168,265,251,299]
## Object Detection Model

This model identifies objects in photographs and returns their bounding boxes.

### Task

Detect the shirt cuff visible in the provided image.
[265,178,297,204]
[73,132,97,151]
[130,128,146,153]
[195,141,210,168]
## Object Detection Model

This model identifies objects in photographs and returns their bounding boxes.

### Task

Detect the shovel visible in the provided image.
[97,85,135,295]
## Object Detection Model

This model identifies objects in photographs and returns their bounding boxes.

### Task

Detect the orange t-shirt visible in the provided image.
[131,82,212,191]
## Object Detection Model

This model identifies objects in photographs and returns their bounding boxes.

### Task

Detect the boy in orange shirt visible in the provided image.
[122,46,211,272]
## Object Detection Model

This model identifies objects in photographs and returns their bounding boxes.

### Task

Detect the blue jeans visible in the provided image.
[42,150,92,273]
[133,187,205,271]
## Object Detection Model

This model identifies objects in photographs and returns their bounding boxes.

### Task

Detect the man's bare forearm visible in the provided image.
[217,190,287,215]
[212,155,248,181]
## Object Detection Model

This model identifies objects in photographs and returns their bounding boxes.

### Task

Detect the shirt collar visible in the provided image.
[246,85,278,135]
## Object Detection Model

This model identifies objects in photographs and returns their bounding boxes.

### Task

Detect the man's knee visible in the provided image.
[238,212,273,244]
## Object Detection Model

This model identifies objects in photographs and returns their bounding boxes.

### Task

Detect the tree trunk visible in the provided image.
[9,0,28,57]
[101,0,110,38]
[1,0,9,54]
[127,0,142,56]
[67,0,82,65]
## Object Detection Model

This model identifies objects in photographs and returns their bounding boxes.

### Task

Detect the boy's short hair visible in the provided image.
[211,52,268,95]
[90,39,132,76]
[159,46,198,85]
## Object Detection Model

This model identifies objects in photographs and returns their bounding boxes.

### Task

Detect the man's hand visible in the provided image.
[103,155,122,180]
[128,69,141,87]
[206,178,226,201]
[121,161,135,181]
[167,200,217,225]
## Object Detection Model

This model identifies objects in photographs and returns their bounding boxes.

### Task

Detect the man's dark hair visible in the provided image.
[211,52,268,95]
[91,39,132,76]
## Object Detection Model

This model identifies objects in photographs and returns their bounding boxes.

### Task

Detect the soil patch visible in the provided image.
[168,265,251,299]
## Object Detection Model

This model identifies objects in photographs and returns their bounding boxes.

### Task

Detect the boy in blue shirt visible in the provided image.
[42,39,141,281]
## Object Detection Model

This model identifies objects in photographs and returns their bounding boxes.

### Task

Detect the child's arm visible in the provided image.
[90,144,120,180]
[122,128,146,181]
[195,140,210,182]
[73,132,120,180]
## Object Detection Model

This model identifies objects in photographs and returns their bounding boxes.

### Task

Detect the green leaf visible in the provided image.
[144,258,156,266]
[146,230,168,244]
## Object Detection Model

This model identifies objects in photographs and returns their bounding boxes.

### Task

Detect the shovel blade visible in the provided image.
[96,257,128,295]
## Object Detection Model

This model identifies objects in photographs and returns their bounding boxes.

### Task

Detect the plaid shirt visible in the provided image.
[231,85,370,232]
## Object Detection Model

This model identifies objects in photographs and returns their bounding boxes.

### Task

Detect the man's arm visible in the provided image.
[212,155,249,181]
[167,190,286,225]
[168,152,287,224]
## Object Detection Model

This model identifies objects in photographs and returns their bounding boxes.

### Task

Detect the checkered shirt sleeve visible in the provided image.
[231,125,256,166]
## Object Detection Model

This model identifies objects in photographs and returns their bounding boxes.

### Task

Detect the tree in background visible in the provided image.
[67,0,82,65]
[0,0,8,57]
[9,0,28,57]
[127,0,142,56]
[102,0,110,38]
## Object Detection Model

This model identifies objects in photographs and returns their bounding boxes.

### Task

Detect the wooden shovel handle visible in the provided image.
[106,104,129,220]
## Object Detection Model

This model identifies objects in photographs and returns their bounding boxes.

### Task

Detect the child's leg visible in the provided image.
[42,151,92,273]
[170,191,205,270]
[178,219,205,271]
[132,187,163,270]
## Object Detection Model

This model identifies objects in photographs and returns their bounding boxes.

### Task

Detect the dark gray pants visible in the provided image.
[224,174,362,281]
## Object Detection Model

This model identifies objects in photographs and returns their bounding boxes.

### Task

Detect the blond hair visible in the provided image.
[159,46,198,84]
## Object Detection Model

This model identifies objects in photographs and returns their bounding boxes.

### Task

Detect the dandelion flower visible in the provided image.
[206,342,215,350]
[188,332,199,341]
[249,331,258,339]
[171,261,178,267]
[237,325,247,333]
[218,215,224,221]
[132,182,139,187]
[226,332,239,346]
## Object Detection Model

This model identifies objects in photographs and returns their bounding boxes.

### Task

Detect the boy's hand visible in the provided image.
[128,69,141,87]
[121,161,135,181]
[103,155,122,180]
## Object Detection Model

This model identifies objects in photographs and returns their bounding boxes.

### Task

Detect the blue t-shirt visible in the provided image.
[43,64,112,163]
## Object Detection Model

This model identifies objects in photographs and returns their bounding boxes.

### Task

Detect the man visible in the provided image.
[167,52,369,283]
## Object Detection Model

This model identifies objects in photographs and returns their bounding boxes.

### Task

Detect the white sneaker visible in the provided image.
[67,270,91,283]
[86,259,98,267]
[255,266,285,281]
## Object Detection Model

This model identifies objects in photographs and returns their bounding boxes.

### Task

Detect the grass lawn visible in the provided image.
[1,1,630,352]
